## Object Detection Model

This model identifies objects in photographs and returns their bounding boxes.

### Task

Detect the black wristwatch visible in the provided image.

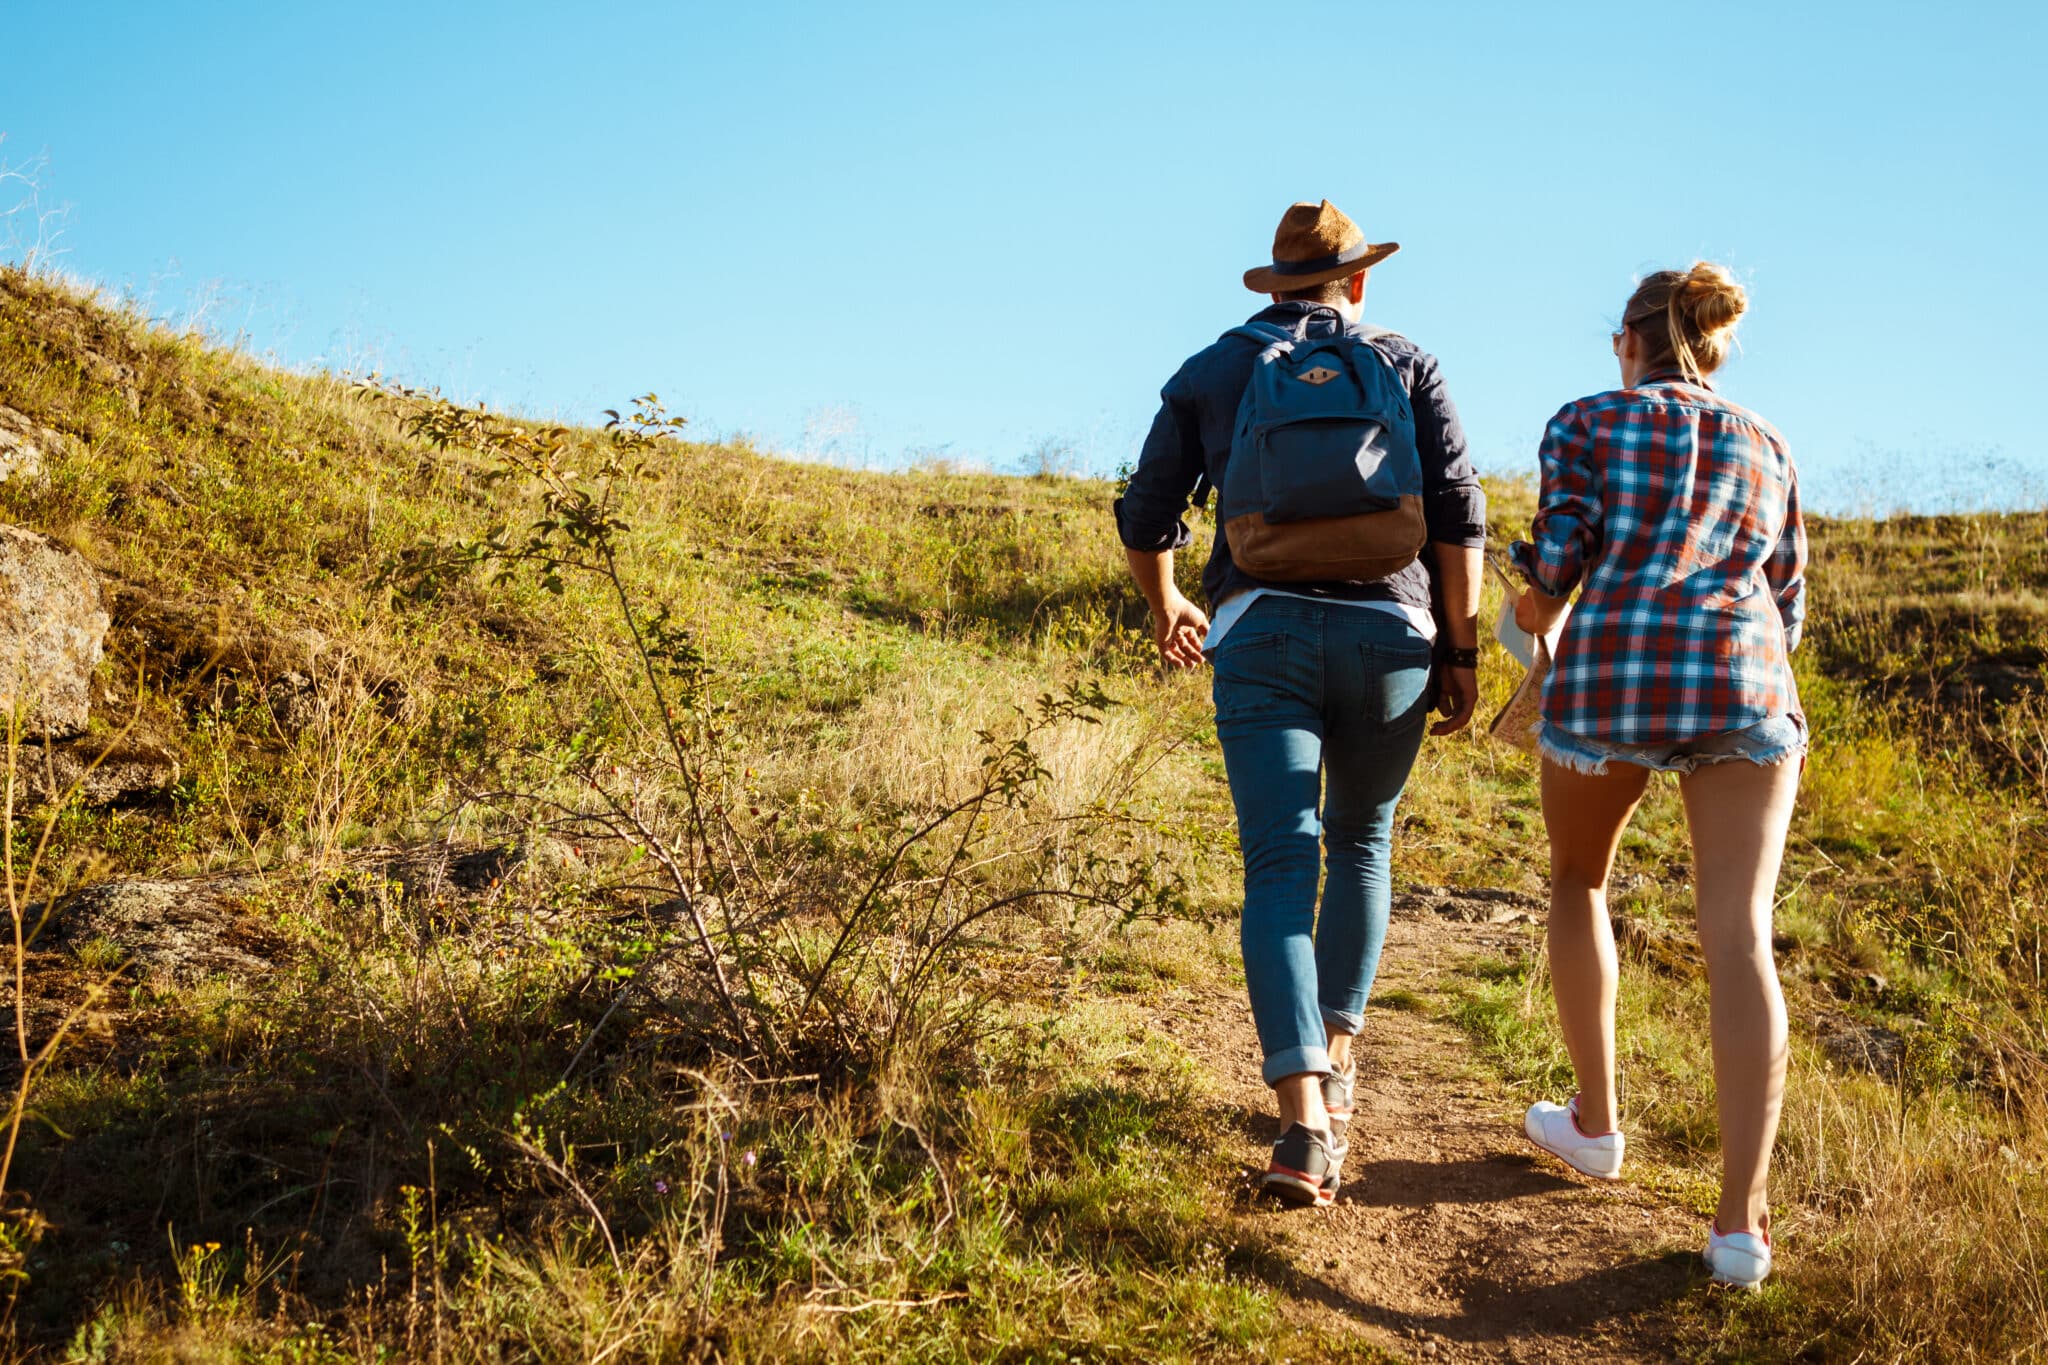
[1443,645,1480,669]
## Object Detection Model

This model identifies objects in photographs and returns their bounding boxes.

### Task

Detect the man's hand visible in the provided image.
[1125,547,1209,670]
[1514,585,1569,636]
[1153,592,1210,670]
[1431,665,1478,735]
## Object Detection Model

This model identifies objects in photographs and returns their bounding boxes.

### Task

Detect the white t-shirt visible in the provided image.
[1203,588,1436,656]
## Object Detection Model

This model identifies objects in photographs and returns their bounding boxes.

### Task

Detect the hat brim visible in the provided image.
[1243,241,1400,294]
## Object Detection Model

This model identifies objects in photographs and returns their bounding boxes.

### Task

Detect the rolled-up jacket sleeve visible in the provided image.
[1768,466,1808,652]
[1114,372,1202,553]
[1510,402,1602,596]
[1411,354,1487,547]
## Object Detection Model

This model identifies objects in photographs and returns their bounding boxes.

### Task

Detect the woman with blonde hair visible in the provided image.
[1509,262,1806,1289]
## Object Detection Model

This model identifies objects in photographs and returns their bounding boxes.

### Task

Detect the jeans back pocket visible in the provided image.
[1211,629,1292,723]
[1363,637,1434,730]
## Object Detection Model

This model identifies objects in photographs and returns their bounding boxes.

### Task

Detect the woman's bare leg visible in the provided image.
[1678,758,1800,1234]
[1539,759,1651,1134]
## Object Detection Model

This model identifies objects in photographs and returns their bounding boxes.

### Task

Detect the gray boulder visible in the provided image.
[43,874,279,982]
[1817,1014,1909,1082]
[0,523,108,738]
[39,842,524,984]
[20,735,181,808]
[0,405,70,485]
[1392,884,1544,925]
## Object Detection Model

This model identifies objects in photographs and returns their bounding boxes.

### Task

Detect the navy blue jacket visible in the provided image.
[1116,301,1488,617]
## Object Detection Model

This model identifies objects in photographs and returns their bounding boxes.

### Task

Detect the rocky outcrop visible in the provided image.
[41,843,525,984]
[0,405,71,484]
[44,874,279,982]
[1393,885,1544,926]
[358,842,524,900]
[0,524,108,738]
[20,734,181,808]
[1817,1014,1909,1082]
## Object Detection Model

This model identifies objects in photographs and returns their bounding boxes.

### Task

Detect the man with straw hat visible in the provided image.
[1116,199,1487,1205]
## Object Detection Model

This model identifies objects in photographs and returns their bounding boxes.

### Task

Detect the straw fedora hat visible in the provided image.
[1242,200,1399,294]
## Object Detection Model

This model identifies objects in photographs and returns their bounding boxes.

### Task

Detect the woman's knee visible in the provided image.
[1699,923,1774,974]
[1548,856,1614,897]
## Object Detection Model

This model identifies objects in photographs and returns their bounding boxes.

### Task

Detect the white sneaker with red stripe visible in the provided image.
[1704,1223,1772,1289]
[1523,1095,1624,1180]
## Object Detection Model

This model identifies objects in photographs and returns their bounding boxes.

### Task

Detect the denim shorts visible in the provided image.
[1538,714,1807,776]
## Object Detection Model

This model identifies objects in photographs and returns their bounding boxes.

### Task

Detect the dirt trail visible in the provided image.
[1169,901,1710,1363]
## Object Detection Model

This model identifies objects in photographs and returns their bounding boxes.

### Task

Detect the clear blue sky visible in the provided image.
[5,1,2044,513]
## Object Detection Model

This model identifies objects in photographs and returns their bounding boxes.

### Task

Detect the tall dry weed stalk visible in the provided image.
[271,647,426,868]
[1773,1059,2048,1360]
[0,664,148,1310]
[0,137,68,276]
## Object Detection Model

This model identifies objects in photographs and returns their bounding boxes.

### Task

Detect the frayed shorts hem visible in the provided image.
[1538,714,1808,776]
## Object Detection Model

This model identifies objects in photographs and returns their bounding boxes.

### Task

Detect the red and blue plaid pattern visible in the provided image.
[1509,372,1806,744]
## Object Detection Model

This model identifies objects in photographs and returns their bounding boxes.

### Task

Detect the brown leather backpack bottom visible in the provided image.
[1223,495,1427,583]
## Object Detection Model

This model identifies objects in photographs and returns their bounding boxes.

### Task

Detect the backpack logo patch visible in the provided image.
[1296,366,1340,386]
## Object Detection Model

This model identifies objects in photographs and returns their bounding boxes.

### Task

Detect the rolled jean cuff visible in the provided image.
[1261,1044,1332,1088]
[1321,1005,1364,1036]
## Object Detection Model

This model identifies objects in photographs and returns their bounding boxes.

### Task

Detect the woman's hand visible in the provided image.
[1153,592,1210,670]
[1515,585,1570,637]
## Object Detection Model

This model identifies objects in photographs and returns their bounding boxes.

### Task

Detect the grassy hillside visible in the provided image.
[2,266,2045,1361]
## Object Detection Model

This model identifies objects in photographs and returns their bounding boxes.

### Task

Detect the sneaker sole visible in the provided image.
[1704,1247,1770,1290]
[1260,1168,1334,1208]
[1707,1271,1766,1291]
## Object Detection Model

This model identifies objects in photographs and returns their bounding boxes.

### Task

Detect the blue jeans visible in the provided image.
[1210,597,1434,1086]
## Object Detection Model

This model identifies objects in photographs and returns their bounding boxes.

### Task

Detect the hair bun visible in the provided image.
[1676,261,1746,337]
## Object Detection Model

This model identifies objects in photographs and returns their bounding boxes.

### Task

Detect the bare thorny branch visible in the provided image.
[357,382,1197,1084]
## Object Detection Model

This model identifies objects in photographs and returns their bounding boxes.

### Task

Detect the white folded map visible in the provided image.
[1487,557,1568,754]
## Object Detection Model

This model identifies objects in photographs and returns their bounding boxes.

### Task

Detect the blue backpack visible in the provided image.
[1215,314,1426,583]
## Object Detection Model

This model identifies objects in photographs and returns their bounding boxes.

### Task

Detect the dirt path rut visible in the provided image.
[1170,901,1712,1362]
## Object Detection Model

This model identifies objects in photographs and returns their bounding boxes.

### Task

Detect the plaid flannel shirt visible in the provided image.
[1509,371,1807,744]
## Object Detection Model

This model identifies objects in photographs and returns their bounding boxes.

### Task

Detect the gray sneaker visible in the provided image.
[1262,1123,1341,1208]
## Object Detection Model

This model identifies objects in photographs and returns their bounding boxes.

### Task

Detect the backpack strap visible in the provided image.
[1197,321,1295,508]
